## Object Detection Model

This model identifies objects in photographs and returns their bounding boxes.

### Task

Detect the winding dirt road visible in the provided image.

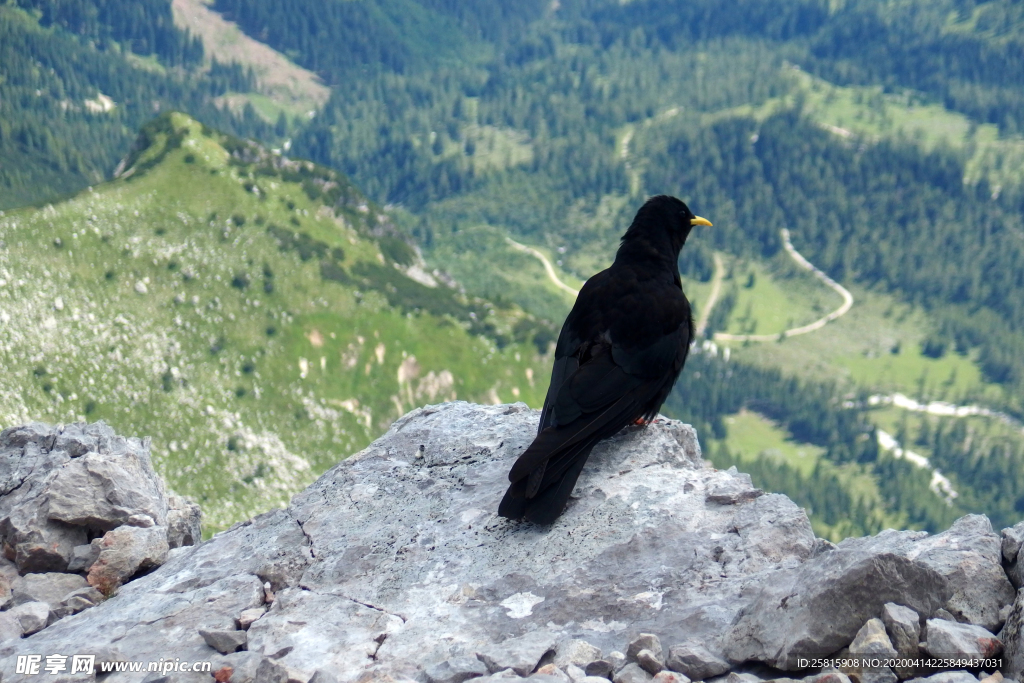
[505,238,580,297]
[711,228,854,342]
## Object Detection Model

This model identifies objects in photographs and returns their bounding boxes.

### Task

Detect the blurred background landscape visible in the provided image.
[2,0,1024,539]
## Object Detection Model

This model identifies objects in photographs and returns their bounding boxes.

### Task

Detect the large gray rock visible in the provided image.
[838,516,1015,631]
[722,550,949,669]
[0,403,1013,683]
[4,403,818,682]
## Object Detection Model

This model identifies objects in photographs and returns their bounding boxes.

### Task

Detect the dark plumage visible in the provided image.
[498,195,712,524]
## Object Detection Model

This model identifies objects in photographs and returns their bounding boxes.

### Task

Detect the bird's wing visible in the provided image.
[508,319,688,487]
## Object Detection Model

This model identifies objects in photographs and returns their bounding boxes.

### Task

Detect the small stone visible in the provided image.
[882,603,921,677]
[850,618,898,658]
[67,542,102,572]
[922,619,1002,659]
[935,608,958,622]
[585,660,613,678]
[627,635,663,662]
[61,586,105,615]
[211,652,263,683]
[555,640,602,669]
[309,671,341,683]
[0,573,11,608]
[979,673,1003,683]
[534,664,571,683]
[9,600,50,635]
[481,670,524,681]
[665,642,730,680]
[166,495,203,548]
[857,668,897,683]
[424,656,490,683]
[125,513,155,527]
[608,653,627,673]
[199,628,248,654]
[477,631,559,676]
[803,674,851,683]
[904,672,978,683]
[87,525,169,595]
[1003,524,1024,564]
[706,472,763,504]
[637,650,664,675]
[565,665,589,683]
[0,611,22,641]
[653,674,690,683]
[239,607,266,629]
[615,663,654,683]
[564,665,586,682]
[255,657,290,683]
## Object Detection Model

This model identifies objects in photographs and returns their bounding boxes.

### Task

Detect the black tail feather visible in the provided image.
[523,447,592,524]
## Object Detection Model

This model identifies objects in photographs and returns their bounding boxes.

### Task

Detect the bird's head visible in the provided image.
[619,195,712,260]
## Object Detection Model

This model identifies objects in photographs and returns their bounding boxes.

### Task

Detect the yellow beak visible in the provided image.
[690,216,713,227]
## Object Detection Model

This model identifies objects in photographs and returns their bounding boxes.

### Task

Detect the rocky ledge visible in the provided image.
[4,402,1024,683]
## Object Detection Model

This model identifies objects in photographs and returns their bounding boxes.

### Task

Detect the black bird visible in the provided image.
[498,195,711,524]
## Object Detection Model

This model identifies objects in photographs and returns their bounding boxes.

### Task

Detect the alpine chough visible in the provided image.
[498,195,712,524]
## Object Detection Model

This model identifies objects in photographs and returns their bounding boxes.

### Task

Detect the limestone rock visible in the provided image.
[66,541,101,573]
[554,640,602,669]
[839,516,1015,631]
[478,631,559,676]
[637,650,665,675]
[653,673,690,683]
[723,550,949,669]
[665,642,731,680]
[0,610,22,641]
[705,469,763,504]
[10,572,88,613]
[922,619,1002,659]
[255,657,291,683]
[424,656,490,683]
[60,585,104,615]
[1002,523,1024,565]
[200,627,248,654]
[87,524,169,595]
[882,603,920,677]
[46,438,167,530]
[4,403,1021,683]
[0,420,198,590]
[615,663,654,683]
[239,606,266,630]
[211,652,263,683]
[1002,588,1024,680]
[850,618,898,658]
[9,600,50,635]
[535,664,573,683]
[905,673,978,683]
[628,635,663,662]
[166,495,202,549]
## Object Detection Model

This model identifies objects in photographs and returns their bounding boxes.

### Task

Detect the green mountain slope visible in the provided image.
[0,112,552,533]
